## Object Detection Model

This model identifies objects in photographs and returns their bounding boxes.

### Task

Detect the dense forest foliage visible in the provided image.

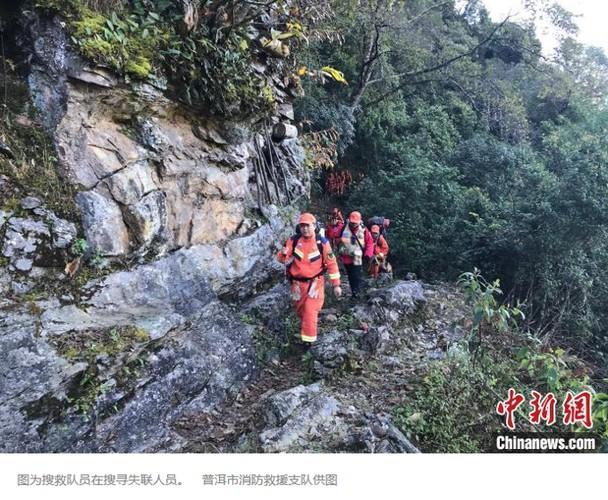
[294,0,608,449]
[296,0,608,364]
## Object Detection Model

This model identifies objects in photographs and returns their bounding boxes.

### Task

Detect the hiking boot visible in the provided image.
[300,342,315,361]
[292,340,312,355]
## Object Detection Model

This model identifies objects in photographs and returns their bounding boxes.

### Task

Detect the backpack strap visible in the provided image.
[340,223,366,252]
[291,233,301,255]
[290,234,324,258]
[317,237,329,271]
[317,238,325,258]
[353,225,366,252]
[286,235,327,281]
[286,234,299,277]
[355,230,365,252]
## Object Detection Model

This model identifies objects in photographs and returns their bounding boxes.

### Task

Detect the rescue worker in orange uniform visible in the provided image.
[277,213,342,344]
[369,224,390,278]
[335,211,374,299]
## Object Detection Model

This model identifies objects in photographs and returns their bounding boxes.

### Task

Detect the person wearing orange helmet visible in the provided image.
[369,224,390,278]
[336,210,374,299]
[277,213,342,344]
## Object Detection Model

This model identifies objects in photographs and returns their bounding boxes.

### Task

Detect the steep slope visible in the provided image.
[1,4,307,452]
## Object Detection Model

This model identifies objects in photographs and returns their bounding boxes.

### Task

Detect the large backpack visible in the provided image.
[367,216,390,238]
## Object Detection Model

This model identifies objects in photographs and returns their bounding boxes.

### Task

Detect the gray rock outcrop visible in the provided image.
[0,298,257,452]
[309,281,427,376]
[0,181,77,278]
[1,7,308,453]
[257,383,419,453]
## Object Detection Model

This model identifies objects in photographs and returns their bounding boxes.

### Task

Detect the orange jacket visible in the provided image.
[277,235,340,287]
[373,234,389,258]
[325,223,343,248]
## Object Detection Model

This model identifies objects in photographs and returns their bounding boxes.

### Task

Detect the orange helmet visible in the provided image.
[298,212,316,225]
[348,211,362,224]
[371,224,380,234]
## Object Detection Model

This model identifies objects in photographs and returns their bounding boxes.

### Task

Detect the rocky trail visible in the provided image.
[173,276,470,453]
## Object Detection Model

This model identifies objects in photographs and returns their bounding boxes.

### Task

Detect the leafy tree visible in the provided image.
[296,0,608,371]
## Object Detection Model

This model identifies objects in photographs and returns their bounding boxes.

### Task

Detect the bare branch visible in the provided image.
[404,1,451,27]
[447,77,483,115]
[361,16,512,108]
[363,78,446,109]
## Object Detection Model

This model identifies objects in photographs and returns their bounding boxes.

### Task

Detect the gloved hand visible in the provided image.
[333,286,342,298]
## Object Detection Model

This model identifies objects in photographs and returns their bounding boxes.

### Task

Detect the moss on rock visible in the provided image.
[48,324,151,416]
[51,324,151,363]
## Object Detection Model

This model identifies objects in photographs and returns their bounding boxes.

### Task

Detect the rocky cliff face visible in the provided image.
[21,10,308,261]
[1,7,308,452]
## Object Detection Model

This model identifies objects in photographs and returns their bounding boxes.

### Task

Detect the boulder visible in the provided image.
[2,219,45,273]
[123,190,169,248]
[76,191,130,255]
[311,329,363,377]
[1,206,76,272]
[241,281,291,325]
[257,383,419,453]
[104,161,158,206]
[361,280,426,325]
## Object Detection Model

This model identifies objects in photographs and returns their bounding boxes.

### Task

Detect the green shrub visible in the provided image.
[0,109,79,221]
[35,0,292,117]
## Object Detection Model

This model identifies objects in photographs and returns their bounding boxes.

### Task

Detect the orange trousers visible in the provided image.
[290,276,325,342]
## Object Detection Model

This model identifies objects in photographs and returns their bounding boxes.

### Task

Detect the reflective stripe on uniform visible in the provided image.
[294,248,304,260]
[301,334,317,343]
[328,273,340,280]
[308,250,321,262]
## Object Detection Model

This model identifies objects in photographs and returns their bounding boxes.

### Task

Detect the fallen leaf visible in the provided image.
[64,256,82,278]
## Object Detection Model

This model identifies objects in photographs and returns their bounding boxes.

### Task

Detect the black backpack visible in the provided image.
[367,216,389,238]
